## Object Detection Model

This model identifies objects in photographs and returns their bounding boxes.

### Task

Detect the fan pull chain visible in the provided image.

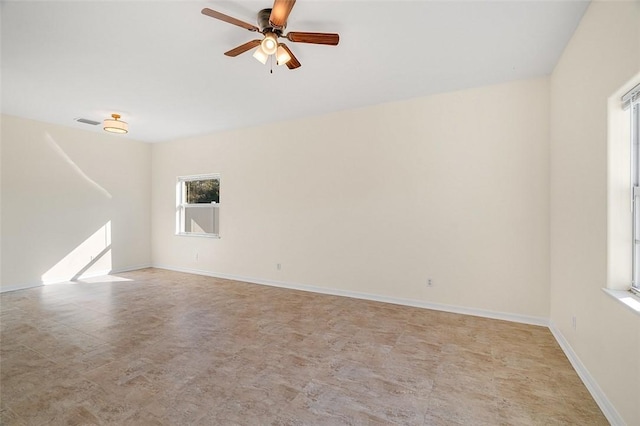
[270,54,273,74]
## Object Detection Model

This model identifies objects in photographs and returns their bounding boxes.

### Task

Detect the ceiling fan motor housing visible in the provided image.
[258,8,284,34]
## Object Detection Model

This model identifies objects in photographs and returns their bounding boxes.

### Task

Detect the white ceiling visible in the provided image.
[1,0,589,143]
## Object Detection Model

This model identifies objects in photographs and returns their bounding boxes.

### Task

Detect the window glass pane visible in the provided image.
[185,179,219,204]
[184,206,219,234]
[634,103,640,290]
[634,105,640,186]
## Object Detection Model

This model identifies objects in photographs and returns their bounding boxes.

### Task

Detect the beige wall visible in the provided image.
[0,115,151,290]
[152,77,550,320]
[550,0,640,424]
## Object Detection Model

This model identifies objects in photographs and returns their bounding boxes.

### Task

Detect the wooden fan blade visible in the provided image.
[270,0,296,28]
[201,8,259,32]
[279,43,301,69]
[286,32,339,46]
[224,40,261,57]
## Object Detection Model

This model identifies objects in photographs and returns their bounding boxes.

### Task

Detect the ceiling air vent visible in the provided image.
[75,118,100,126]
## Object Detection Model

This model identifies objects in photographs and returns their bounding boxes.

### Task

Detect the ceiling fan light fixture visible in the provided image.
[103,113,128,134]
[261,32,278,55]
[252,46,269,64]
[276,45,291,66]
[201,3,339,71]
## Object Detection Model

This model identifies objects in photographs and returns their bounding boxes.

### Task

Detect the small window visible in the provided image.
[177,174,220,237]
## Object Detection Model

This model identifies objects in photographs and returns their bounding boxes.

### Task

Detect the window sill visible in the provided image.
[176,232,220,239]
[602,288,640,316]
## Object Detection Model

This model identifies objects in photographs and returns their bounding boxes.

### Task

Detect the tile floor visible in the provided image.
[1,268,606,425]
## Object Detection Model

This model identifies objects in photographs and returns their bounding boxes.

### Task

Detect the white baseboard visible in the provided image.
[0,281,43,293]
[0,263,152,293]
[549,322,625,426]
[152,264,548,327]
[112,263,153,274]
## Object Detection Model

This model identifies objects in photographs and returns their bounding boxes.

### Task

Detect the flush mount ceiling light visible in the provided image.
[103,113,128,134]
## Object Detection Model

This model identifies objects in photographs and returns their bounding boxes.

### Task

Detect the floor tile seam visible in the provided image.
[0,342,49,364]
[0,305,33,317]
[56,322,116,346]
[7,342,67,372]
[121,370,168,398]
[76,372,161,412]
[1,401,28,425]
[33,415,56,426]
[11,310,90,332]
[309,369,432,403]
[380,406,432,426]
[431,362,500,396]
[64,300,118,317]
[0,393,36,418]
[392,329,410,350]
[67,395,132,426]
[77,357,125,378]
[0,311,65,330]
[2,371,103,415]
[386,333,437,361]
[314,387,430,426]
[421,382,501,423]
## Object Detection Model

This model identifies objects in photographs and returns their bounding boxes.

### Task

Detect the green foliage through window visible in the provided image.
[185,179,219,204]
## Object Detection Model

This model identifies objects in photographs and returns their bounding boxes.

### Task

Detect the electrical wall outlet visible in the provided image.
[427,278,433,287]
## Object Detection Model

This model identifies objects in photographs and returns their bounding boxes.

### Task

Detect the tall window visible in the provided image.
[177,174,220,237]
[627,85,640,293]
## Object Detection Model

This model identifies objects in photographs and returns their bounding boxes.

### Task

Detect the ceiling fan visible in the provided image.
[201,0,339,70]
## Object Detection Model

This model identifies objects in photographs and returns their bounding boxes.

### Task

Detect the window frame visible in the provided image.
[176,173,221,238]
[629,89,640,294]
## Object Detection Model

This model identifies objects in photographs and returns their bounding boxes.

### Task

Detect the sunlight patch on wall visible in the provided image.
[619,295,640,312]
[45,132,112,199]
[41,221,112,285]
